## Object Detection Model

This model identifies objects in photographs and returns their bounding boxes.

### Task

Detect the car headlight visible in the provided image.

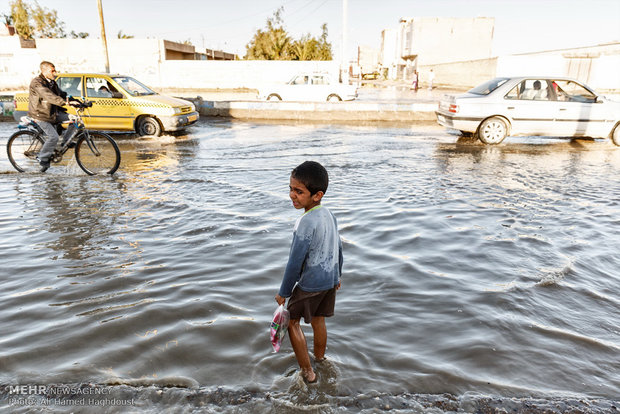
[173,107,183,114]
[189,103,195,112]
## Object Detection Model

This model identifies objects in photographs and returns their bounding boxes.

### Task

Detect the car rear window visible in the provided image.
[468,78,510,95]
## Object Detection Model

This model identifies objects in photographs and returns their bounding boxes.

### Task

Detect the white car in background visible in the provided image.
[435,76,620,145]
[258,73,357,102]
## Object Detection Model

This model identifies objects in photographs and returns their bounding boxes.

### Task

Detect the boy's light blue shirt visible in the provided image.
[279,205,343,298]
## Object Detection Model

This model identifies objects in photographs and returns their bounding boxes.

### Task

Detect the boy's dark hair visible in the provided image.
[291,161,328,195]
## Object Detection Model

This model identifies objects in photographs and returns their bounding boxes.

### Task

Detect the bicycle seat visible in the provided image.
[19,116,35,127]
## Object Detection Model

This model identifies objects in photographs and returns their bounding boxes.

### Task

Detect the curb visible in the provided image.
[197,100,438,122]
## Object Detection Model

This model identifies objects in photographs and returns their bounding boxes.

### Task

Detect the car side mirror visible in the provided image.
[111,91,123,99]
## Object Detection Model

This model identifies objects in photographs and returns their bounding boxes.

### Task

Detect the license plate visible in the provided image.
[188,114,197,122]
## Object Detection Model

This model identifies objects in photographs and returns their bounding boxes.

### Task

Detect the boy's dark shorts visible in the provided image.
[287,286,337,324]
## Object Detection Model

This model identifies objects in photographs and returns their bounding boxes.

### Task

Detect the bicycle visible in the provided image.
[6,99,121,175]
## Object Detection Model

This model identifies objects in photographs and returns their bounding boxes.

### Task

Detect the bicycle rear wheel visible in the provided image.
[75,131,121,175]
[7,130,44,172]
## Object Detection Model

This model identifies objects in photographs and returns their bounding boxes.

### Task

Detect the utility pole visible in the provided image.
[97,0,110,72]
[341,0,348,83]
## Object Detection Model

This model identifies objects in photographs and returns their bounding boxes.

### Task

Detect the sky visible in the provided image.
[2,0,619,60]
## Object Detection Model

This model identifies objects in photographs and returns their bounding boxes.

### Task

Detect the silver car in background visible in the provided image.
[436,76,620,145]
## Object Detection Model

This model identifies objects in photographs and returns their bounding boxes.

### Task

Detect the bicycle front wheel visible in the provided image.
[7,130,44,172]
[75,131,121,175]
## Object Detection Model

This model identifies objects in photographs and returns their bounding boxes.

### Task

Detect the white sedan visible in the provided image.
[436,76,620,145]
[258,73,357,102]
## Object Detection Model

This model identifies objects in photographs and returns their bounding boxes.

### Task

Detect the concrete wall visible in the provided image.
[419,58,498,89]
[420,43,620,92]
[495,44,620,91]
[0,37,339,91]
[0,38,164,90]
[157,60,339,90]
[3,36,617,93]
[0,36,42,89]
[198,100,438,122]
[40,38,163,76]
[589,55,620,91]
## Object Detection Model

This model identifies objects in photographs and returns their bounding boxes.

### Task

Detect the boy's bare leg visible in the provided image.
[310,316,327,360]
[288,318,316,382]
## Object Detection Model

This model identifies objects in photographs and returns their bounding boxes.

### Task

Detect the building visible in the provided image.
[376,16,618,92]
[356,45,380,78]
[380,17,495,80]
[379,28,399,79]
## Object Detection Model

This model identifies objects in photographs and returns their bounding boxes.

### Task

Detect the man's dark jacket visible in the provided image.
[28,74,67,123]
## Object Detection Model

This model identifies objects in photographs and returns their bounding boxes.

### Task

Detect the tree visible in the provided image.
[9,0,66,39]
[316,23,333,60]
[10,0,33,39]
[30,2,65,38]
[289,25,332,61]
[244,8,332,61]
[70,30,89,38]
[291,34,316,61]
[245,8,291,60]
[117,30,134,39]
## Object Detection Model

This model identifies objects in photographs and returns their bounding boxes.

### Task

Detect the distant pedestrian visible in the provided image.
[428,69,435,91]
[275,161,343,384]
[411,71,419,92]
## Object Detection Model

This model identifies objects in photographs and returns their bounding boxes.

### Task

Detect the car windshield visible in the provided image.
[468,77,510,95]
[288,75,309,85]
[112,76,156,96]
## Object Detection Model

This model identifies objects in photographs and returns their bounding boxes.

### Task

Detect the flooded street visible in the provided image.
[0,119,619,413]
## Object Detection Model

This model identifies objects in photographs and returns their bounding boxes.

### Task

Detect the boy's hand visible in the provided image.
[275,294,286,306]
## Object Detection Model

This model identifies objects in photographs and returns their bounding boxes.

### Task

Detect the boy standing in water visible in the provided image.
[275,161,343,384]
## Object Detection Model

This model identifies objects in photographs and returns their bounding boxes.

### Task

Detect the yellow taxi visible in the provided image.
[14,73,199,136]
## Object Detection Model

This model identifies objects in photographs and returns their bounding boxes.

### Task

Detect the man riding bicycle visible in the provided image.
[28,61,80,172]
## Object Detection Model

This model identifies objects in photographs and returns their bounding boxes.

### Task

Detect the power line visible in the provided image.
[289,0,331,29]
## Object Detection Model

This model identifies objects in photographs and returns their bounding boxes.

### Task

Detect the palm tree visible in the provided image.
[117,30,134,39]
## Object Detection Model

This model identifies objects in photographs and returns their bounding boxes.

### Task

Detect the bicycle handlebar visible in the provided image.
[69,98,93,109]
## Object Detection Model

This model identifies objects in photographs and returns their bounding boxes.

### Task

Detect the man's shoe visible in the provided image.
[39,161,50,172]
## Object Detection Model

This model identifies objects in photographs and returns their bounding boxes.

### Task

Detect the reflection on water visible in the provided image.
[0,120,619,412]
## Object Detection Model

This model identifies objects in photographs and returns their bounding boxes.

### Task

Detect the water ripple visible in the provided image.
[0,120,619,410]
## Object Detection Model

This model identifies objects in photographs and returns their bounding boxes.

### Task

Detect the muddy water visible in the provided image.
[0,120,618,413]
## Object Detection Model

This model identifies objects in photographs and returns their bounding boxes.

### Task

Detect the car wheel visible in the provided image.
[267,94,281,101]
[327,94,342,102]
[137,116,162,136]
[612,123,620,146]
[477,117,508,145]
